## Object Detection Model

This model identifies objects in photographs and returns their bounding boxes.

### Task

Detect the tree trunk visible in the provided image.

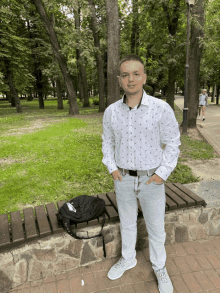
[216,85,219,105]
[88,0,105,112]
[36,68,44,109]
[32,0,78,115]
[131,0,139,55]
[212,84,216,102]
[187,0,205,128]
[56,78,64,109]
[105,0,120,107]
[162,0,181,111]
[74,6,89,107]
[4,59,22,112]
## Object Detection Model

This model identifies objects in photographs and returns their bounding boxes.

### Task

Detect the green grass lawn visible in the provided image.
[0,97,218,217]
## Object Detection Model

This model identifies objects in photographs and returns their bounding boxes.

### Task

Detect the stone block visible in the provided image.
[0,252,14,266]
[80,242,97,265]
[209,220,220,236]
[182,213,197,224]
[210,209,219,220]
[165,214,179,222]
[188,224,207,240]
[199,212,209,224]
[59,239,83,259]
[33,248,56,262]
[46,259,66,276]
[28,259,47,281]
[13,259,27,285]
[165,222,175,245]
[62,257,79,270]
[175,226,189,243]
[0,270,13,293]
[136,236,149,250]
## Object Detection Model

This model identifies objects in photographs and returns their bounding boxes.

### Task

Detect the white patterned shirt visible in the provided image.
[101,90,181,181]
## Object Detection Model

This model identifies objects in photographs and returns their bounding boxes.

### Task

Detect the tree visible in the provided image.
[32,0,79,115]
[187,0,205,128]
[88,0,105,112]
[105,0,120,106]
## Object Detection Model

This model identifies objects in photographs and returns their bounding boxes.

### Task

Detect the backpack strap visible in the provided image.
[62,213,106,258]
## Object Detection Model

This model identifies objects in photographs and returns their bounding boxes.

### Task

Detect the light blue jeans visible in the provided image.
[114,170,166,271]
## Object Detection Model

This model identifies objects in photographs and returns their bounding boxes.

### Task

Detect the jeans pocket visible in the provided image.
[152,180,164,185]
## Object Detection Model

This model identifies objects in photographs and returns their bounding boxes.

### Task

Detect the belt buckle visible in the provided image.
[129,170,137,176]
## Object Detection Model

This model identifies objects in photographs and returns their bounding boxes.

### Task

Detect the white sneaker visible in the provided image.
[154,266,173,293]
[198,116,200,119]
[107,257,137,280]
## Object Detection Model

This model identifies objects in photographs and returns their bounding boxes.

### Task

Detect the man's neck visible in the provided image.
[125,91,143,106]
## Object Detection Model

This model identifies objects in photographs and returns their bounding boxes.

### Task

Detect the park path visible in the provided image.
[174,95,220,157]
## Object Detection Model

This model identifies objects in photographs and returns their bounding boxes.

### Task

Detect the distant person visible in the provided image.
[102,54,181,293]
[198,89,208,121]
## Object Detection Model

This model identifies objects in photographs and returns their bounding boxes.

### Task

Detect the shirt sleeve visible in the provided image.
[101,106,118,174]
[155,103,181,181]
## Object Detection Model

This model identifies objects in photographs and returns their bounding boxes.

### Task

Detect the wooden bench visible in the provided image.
[0,183,206,252]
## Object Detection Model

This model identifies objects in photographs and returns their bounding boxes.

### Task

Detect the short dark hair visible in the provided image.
[120,54,144,67]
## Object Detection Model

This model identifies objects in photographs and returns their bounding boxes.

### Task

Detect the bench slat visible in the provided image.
[166,195,178,210]
[57,200,66,210]
[46,202,64,234]
[173,183,207,207]
[165,186,187,208]
[106,192,118,213]
[98,193,119,222]
[0,214,10,248]
[166,183,196,207]
[11,211,25,244]
[23,208,38,240]
[35,205,52,237]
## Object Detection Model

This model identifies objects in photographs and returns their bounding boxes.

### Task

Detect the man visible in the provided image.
[101,54,181,293]
[198,89,208,121]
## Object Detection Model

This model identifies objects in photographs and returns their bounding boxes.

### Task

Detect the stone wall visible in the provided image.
[0,205,220,292]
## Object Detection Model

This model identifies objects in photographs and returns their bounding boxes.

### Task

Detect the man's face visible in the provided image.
[118,61,147,96]
[202,90,206,95]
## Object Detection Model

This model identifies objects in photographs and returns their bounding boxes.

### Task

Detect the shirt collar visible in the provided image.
[121,90,149,109]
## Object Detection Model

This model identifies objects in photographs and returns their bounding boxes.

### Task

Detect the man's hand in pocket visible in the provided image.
[111,170,123,181]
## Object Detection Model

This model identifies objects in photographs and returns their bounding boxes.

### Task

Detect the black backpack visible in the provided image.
[56,195,107,257]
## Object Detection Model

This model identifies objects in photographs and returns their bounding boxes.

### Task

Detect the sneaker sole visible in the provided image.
[107,259,137,280]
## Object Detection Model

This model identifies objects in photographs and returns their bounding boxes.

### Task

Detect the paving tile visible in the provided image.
[102,257,119,271]
[107,287,122,293]
[132,281,149,292]
[90,261,104,272]
[191,241,208,254]
[181,241,198,255]
[94,270,112,291]
[193,271,215,290]
[81,272,98,293]
[173,257,192,273]
[194,254,214,270]
[205,253,220,269]
[30,284,44,293]
[95,291,108,293]
[69,275,84,293]
[136,250,147,263]
[201,240,218,253]
[170,275,190,293]
[56,271,68,280]
[15,283,31,290]
[120,262,146,286]
[57,278,71,293]
[144,280,159,292]
[171,243,188,257]
[120,284,136,293]
[43,275,56,283]
[208,289,220,293]
[185,255,203,272]
[215,251,220,261]
[205,269,220,288]
[67,267,81,278]
[137,261,156,282]
[18,288,31,293]
[166,258,180,276]
[165,244,176,257]
[80,264,93,275]
[43,282,58,293]
[212,238,220,251]
[181,273,203,292]
[217,269,220,276]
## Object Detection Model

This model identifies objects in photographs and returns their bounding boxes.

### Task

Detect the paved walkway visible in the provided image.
[10,237,220,293]
[174,95,220,156]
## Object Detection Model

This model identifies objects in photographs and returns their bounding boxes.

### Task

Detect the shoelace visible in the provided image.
[157,269,169,283]
[115,257,124,269]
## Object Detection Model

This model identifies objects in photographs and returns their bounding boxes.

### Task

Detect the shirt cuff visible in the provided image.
[154,166,172,182]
